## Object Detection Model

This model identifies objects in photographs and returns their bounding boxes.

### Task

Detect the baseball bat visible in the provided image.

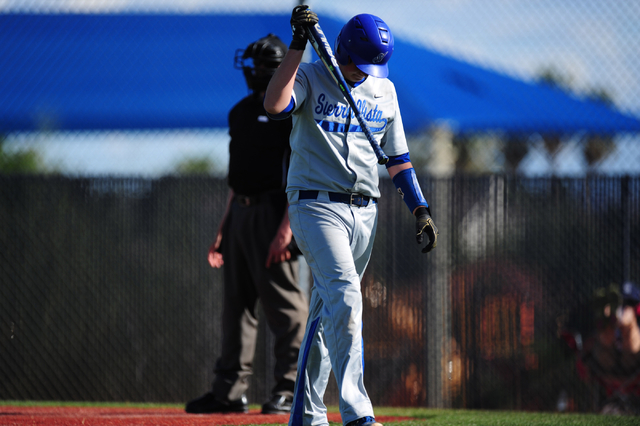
[305,23,389,165]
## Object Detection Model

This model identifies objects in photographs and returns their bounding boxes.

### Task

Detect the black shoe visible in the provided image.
[261,394,293,414]
[185,392,248,414]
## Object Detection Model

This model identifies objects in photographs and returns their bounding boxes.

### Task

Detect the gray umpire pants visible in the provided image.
[213,192,308,402]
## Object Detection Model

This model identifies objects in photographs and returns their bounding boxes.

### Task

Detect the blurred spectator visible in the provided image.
[577,282,640,415]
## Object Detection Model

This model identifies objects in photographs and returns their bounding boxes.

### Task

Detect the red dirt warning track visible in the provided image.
[0,406,413,426]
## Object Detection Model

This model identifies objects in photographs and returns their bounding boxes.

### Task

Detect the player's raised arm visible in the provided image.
[263,50,303,115]
[264,5,317,115]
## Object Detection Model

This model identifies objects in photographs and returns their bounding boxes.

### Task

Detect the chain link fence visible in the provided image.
[1,0,640,415]
[2,175,639,412]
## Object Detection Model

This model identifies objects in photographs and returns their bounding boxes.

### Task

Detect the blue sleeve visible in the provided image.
[266,97,295,121]
[385,152,410,168]
[392,167,429,213]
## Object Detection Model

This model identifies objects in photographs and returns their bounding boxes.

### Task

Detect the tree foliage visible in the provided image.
[173,157,218,175]
[0,136,45,174]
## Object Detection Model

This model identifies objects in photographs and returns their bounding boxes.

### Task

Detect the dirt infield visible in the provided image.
[0,405,412,426]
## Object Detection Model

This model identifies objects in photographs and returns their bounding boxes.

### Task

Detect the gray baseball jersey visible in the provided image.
[286,61,409,201]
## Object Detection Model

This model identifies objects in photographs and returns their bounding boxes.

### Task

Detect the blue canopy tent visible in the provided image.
[1,13,639,134]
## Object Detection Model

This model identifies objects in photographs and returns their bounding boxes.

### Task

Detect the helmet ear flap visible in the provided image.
[334,31,353,66]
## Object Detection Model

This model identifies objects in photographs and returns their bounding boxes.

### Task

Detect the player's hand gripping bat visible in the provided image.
[304,23,389,165]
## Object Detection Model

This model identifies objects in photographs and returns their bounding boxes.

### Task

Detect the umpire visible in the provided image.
[186,34,308,415]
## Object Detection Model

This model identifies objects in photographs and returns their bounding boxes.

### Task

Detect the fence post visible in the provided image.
[622,175,631,282]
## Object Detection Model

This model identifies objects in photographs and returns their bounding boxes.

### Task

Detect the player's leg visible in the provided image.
[333,203,378,423]
[289,285,332,426]
[287,199,376,424]
[352,202,378,280]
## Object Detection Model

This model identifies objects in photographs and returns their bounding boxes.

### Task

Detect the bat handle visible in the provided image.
[362,124,389,164]
[376,149,390,165]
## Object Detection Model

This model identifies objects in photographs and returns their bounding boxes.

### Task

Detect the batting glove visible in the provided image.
[289,5,318,50]
[415,207,438,253]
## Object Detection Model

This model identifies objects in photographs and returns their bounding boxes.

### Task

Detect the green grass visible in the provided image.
[372,407,639,426]
[1,401,638,425]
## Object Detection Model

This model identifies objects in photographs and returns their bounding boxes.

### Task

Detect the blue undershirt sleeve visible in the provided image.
[385,152,411,168]
[266,97,295,120]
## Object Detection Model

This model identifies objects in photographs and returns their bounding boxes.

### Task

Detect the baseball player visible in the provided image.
[186,34,308,415]
[264,6,438,426]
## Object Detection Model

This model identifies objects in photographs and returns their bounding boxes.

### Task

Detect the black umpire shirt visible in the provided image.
[227,94,293,196]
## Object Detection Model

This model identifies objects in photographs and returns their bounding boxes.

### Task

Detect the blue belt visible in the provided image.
[298,190,377,207]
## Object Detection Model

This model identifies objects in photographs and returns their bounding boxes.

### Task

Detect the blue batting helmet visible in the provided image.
[334,14,394,78]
